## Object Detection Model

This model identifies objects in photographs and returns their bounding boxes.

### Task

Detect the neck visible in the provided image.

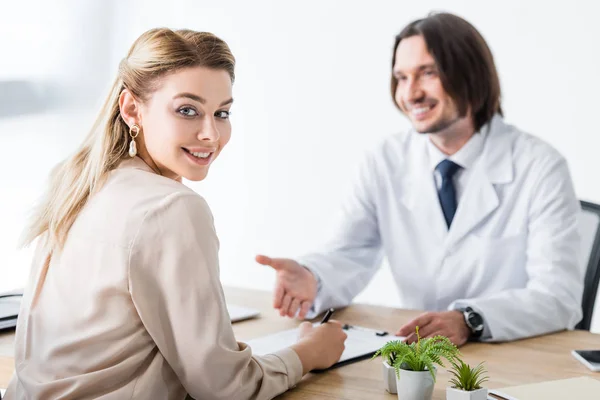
[428,117,475,156]
[138,154,162,176]
[138,153,180,182]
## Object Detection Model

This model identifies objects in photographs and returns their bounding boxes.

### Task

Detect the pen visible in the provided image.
[320,308,335,324]
[488,390,518,400]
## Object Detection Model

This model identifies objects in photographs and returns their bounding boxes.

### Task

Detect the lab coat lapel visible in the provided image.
[399,135,448,242]
[446,115,515,248]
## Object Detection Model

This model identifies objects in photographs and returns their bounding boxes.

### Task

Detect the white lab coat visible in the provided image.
[298,115,583,342]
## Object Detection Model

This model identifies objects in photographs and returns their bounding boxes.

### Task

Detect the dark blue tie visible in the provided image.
[436,159,461,228]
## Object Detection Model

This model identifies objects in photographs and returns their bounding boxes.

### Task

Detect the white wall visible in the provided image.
[1,1,599,309]
[0,0,116,290]
[0,0,115,101]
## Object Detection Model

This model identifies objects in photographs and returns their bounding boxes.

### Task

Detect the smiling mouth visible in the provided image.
[409,103,436,117]
[182,147,214,159]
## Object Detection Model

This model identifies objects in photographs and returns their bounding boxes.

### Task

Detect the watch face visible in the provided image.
[468,312,484,331]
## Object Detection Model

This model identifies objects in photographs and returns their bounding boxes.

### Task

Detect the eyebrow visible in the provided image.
[173,92,234,106]
[394,63,437,76]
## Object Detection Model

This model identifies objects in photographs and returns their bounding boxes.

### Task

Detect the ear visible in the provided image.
[119,89,142,128]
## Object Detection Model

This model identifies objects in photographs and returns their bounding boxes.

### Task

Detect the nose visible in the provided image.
[197,117,220,143]
[403,77,425,105]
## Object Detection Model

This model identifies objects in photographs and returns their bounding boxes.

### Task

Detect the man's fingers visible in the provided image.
[298,301,312,319]
[280,294,292,317]
[273,283,285,309]
[404,333,417,344]
[396,326,409,336]
[396,322,414,337]
[255,254,272,265]
[288,297,301,318]
[255,254,282,270]
[416,322,442,338]
[396,312,436,336]
[425,330,446,341]
[447,335,459,346]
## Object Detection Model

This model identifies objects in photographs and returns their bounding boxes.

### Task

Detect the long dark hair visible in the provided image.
[391,12,502,132]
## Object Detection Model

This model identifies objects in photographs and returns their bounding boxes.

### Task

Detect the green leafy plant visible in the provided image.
[372,326,459,382]
[448,359,489,391]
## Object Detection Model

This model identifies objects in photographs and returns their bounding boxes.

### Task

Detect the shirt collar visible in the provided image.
[427,130,487,172]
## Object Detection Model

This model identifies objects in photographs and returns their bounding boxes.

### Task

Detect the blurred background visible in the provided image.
[1,0,598,307]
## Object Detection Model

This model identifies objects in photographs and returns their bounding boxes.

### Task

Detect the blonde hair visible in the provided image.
[22,28,235,250]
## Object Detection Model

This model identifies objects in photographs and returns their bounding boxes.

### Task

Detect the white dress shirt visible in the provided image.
[428,130,487,202]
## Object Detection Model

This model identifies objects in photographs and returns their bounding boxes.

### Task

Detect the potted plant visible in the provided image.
[373,327,459,400]
[378,346,398,393]
[446,359,489,400]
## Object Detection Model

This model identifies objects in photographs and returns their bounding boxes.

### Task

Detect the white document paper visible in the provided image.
[246,324,401,366]
[227,304,260,323]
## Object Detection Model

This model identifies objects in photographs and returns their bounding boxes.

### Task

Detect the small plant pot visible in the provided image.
[395,368,436,400]
[382,360,397,394]
[446,387,488,400]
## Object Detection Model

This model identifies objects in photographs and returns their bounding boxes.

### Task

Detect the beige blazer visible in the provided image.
[5,157,302,400]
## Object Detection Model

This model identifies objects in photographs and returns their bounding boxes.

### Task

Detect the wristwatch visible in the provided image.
[462,307,484,339]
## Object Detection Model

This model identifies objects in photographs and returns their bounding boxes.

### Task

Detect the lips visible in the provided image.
[407,102,437,120]
[182,147,216,159]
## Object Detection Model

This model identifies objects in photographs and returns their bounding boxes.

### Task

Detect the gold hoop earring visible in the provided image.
[129,124,140,157]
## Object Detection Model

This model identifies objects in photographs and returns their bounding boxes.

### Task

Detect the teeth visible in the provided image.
[190,151,211,158]
[412,106,431,115]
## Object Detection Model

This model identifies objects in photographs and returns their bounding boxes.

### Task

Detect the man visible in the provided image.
[256,12,583,345]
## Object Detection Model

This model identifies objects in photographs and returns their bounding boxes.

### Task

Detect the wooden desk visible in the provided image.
[1,287,599,399]
[226,288,600,399]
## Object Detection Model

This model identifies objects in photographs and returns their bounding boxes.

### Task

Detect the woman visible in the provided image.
[5,28,346,400]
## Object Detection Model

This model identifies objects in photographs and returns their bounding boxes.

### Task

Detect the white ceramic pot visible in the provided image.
[382,360,397,394]
[446,387,488,400]
[395,368,436,400]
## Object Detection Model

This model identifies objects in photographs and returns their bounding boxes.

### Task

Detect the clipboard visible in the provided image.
[246,323,401,370]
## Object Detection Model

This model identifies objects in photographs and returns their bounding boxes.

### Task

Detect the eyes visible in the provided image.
[177,106,231,120]
[215,110,231,119]
[178,107,197,117]
[395,68,438,82]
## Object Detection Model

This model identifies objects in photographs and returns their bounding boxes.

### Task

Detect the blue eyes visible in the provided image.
[178,107,198,117]
[177,107,231,120]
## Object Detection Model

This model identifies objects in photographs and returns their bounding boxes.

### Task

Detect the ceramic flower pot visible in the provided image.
[446,387,488,400]
[382,360,397,394]
[395,367,436,400]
